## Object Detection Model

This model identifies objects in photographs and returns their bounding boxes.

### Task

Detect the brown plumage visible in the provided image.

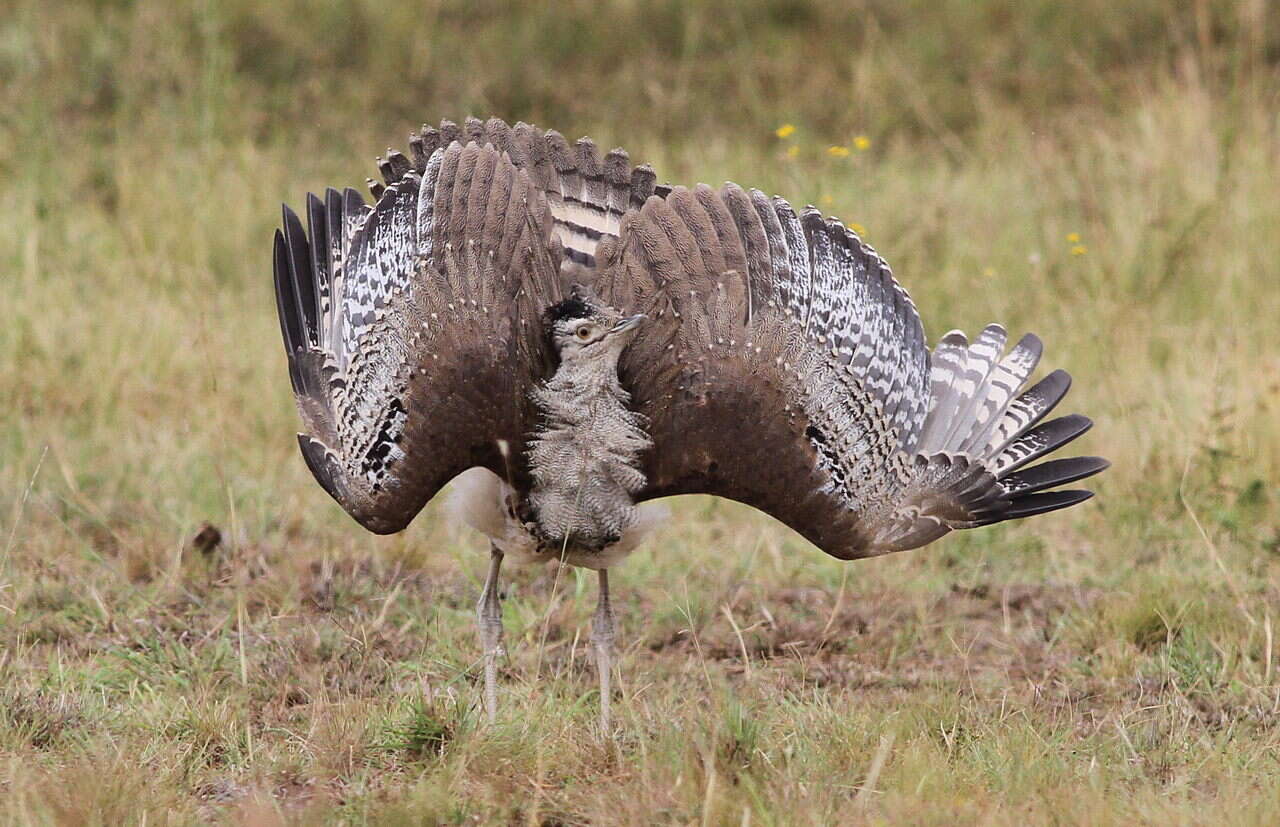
[272,116,1108,730]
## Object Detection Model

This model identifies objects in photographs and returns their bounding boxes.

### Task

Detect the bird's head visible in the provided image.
[543,289,645,362]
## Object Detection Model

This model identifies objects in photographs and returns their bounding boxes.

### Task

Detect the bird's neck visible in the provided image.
[525,356,652,549]
[536,353,625,416]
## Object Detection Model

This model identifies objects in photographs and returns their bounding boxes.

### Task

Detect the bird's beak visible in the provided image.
[609,314,646,335]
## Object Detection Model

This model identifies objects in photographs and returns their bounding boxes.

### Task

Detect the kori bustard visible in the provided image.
[272,117,1108,730]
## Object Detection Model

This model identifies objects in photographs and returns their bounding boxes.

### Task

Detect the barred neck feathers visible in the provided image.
[526,306,652,550]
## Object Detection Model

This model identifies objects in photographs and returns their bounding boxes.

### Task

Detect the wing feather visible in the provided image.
[597,179,1103,557]
[277,116,1106,552]
[273,141,562,534]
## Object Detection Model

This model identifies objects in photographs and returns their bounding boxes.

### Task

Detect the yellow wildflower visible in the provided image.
[849,222,867,236]
[1066,232,1081,243]
[982,266,997,278]
[785,145,800,159]
[820,195,834,207]
[775,123,796,139]
[1071,244,1088,256]
[853,135,871,151]
[827,145,850,158]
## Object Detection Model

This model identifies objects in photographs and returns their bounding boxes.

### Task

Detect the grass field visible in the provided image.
[2,1,1279,823]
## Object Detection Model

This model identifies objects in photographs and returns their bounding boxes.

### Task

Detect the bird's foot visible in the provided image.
[476,545,505,723]
[592,569,616,735]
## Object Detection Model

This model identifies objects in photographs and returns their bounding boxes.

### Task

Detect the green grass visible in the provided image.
[2,0,1279,822]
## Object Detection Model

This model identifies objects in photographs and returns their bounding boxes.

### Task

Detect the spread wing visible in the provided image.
[274,119,665,533]
[274,142,569,533]
[593,184,1107,558]
[276,116,1105,550]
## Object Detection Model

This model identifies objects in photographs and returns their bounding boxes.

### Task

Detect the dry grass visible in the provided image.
[2,0,1279,823]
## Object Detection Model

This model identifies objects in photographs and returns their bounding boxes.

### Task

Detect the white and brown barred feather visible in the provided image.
[592,180,1105,556]
[274,139,570,533]
[274,116,1106,554]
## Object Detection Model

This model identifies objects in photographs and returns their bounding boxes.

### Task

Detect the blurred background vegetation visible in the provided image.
[9,0,1276,142]
[1,0,1278,822]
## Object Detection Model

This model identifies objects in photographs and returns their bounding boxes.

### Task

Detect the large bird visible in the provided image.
[272,117,1107,730]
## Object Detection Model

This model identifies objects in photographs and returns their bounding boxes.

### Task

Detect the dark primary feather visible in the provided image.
[1000,456,1111,496]
[272,230,306,393]
[281,206,318,346]
[273,116,1106,555]
[994,413,1093,475]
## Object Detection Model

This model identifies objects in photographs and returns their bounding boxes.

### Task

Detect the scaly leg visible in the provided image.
[476,544,505,723]
[592,568,617,734]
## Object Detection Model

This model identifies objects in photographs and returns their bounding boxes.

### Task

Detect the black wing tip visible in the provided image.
[281,201,303,234]
[279,200,320,345]
[1076,455,1109,475]
[1001,488,1096,520]
[961,453,1106,529]
[1022,367,1072,401]
[1015,331,1044,353]
[1042,412,1094,445]
[273,244,304,394]
[1056,412,1093,433]
[995,413,1097,476]
[1002,455,1110,497]
[272,226,300,352]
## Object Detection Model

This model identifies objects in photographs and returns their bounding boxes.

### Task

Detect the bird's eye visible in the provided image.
[576,326,592,340]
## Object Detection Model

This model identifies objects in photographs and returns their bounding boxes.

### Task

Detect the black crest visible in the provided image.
[543,295,593,328]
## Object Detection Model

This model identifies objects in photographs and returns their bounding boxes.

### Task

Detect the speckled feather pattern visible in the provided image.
[272,115,1106,557]
[527,347,653,550]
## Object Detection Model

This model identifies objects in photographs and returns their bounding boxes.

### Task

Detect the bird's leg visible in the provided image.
[591,568,617,734]
[476,543,505,723]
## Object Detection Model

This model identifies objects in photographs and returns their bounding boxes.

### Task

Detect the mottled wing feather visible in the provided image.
[394,118,657,275]
[597,181,1103,558]
[274,142,562,533]
[599,185,928,558]
[278,116,1107,551]
[340,177,418,357]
